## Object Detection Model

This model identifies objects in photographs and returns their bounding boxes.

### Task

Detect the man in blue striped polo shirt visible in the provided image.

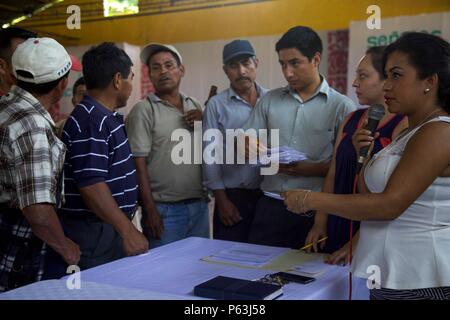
[45,43,148,275]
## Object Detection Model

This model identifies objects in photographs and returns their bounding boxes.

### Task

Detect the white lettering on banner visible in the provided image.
[67,5,81,30]
[366,5,382,30]
[66,265,81,289]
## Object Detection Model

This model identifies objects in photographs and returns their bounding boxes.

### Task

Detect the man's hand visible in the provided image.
[279,161,330,177]
[217,196,242,226]
[142,209,164,239]
[184,109,202,128]
[278,162,303,176]
[78,182,149,256]
[121,226,149,256]
[241,134,267,161]
[22,203,82,266]
[60,237,81,265]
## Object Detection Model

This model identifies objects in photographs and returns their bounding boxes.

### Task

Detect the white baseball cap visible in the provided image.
[12,37,72,84]
[140,43,182,65]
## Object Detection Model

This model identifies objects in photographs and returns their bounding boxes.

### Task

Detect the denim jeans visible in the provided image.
[148,200,209,249]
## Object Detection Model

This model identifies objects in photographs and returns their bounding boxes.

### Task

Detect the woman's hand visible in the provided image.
[352,118,380,156]
[325,231,360,265]
[282,189,312,214]
[325,243,351,265]
[304,222,327,253]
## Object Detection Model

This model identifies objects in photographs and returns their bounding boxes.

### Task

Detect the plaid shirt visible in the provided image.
[0,85,66,292]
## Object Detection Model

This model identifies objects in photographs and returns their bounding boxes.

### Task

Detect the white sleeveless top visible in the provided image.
[351,116,450,290]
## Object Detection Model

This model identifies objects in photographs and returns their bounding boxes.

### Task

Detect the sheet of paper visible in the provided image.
[287,260,336,277]
[202,244,286,268]
[250,146,308,166]
[263,191,284,201]
[268,146,308,164]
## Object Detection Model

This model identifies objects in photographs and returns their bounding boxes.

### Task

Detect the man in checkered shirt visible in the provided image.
[0,28,36,97]
[0,37,80,292]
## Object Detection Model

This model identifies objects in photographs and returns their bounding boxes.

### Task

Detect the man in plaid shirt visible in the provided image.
[0,28,36,97]
[0,37,80,292]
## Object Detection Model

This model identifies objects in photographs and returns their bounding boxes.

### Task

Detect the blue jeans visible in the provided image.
[148,200,209,249]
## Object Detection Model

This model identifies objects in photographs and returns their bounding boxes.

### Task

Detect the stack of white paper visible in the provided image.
[268,146,308,164]
[201,244,286,268]
[287,260,336,277]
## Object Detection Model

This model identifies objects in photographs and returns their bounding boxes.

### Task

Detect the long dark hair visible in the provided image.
[383,32,450,112]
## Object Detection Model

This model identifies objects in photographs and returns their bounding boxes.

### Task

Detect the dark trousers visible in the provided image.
[248,195,314,249]
[43,216,124,279]
[213,188,262,243]
[0,206,44,292]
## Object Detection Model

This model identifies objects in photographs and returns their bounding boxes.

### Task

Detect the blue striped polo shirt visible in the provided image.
[60,95,138,216]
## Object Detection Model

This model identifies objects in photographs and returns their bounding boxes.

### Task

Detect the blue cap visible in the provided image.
[222,40,255,64]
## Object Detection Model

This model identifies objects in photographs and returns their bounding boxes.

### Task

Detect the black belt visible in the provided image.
[157,198,202,205]
[59,206,138,222]
[60,212,101,223]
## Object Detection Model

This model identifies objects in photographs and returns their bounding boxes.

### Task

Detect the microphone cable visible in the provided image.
[348,172,359,300]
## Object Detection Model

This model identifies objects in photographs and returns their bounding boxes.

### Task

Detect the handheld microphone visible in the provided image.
[355,104,385,174]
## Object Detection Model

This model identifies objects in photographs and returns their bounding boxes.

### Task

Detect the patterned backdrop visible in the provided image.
[327,30,349,95]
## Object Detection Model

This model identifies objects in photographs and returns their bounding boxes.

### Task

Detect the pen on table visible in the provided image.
[299,236,328,251]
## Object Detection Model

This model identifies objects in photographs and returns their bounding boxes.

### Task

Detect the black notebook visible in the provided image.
[194,276,283,300]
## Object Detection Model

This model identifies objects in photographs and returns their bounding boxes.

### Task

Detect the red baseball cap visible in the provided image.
[69,54,82,72]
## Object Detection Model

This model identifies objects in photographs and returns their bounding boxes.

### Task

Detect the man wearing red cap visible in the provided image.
[69,54,82,72]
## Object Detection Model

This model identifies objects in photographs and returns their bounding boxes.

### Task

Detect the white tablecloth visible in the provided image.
[0,280,193,300]
[0,237,368,300]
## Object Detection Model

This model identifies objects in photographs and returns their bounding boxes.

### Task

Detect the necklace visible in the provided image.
[395,108,444,141]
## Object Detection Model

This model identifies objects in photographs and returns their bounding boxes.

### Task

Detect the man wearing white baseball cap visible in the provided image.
[140,43,183,66]
[0,37,80,292]
[126,43,209,249]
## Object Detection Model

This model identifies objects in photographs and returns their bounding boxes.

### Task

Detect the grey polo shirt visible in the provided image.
[202,83,268,190]
[243,77,356,193]
[126,92,204,202]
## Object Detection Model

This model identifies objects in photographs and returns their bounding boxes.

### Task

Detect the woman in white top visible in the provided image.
[283,32,450,300]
